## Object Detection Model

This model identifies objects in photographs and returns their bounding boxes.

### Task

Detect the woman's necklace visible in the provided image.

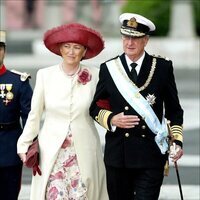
[61,63,81,77]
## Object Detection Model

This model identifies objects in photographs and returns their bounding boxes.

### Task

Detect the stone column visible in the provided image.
[0,1,5,29]
[44,1,62,30]
[169,0,196,37]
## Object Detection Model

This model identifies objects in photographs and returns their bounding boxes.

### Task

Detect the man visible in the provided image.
[0,30,33,200]
[90,13,184,200]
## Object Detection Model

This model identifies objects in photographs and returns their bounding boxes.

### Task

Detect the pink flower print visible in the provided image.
[63,155,77,167]
[54,171,64,179]
[77,68,92,85]
[71,179,79,188]
[48,186,59,200]
[49,171,64,181]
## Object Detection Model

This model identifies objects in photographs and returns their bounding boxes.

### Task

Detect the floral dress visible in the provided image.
[46,132,87,200]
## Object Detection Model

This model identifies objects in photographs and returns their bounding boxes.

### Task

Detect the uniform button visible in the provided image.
[124,106,129,110]
[125,133,129,137]
[141,134,146,138]
[141,125,146,129]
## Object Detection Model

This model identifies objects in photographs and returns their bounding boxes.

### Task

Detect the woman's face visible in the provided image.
[60,42,86,66]
[122,35,149,61]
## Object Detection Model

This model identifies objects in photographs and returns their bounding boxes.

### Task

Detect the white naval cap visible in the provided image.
[119,13,156,37]
[0,30,6,45]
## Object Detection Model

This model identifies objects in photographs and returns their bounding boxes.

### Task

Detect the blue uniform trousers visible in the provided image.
[0,164,22,200]
[106,165,164,200]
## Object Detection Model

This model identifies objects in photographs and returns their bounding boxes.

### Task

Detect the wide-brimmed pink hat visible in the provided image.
[43,23,104,59]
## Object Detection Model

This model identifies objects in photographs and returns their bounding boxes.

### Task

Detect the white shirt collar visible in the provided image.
[125,52,145,74]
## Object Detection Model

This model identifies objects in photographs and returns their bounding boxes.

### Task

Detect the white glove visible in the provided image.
[170,142,179,156]
[169,142,183,162]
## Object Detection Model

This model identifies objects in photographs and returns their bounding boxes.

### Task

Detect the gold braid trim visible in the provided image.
[121,28,145,37]
[171,125,183,142]
[115,57,156,92]
[164,160,169,176]
[96,109,112,130]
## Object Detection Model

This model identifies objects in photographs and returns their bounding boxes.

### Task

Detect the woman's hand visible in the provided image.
[18,153,27,163]
[111,112,140,129]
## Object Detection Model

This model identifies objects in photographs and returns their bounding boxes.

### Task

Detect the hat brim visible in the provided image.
[43,23,104,59]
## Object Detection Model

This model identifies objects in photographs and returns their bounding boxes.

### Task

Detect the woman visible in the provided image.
[17,23,108,200]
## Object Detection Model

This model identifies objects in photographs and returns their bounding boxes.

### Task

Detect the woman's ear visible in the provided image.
[81,48,87,60]
[83,48,87,58]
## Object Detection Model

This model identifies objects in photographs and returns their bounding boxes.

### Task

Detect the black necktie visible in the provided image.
[130,63,137,82]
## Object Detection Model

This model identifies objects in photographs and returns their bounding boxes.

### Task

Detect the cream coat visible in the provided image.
[17,64,109,200]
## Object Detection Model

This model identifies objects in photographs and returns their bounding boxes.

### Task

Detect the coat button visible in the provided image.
[141,125,146,129]
[125,133,129,137]
[124,106,129,110]
[95,116,98,120]
[141,134,146,138]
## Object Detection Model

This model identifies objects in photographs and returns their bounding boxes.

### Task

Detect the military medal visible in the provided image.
[2,84,14,105]
[6,84,14,100]
[3,99,10,106]
[146,93,156,106]
[0,84,6,98]
[6,92,14,100]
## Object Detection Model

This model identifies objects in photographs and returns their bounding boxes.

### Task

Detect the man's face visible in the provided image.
[122,35,149,61]
[0,46,5,67]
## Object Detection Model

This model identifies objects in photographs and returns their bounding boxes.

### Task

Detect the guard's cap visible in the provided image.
[119,13,156,37]
[0,31,6,47]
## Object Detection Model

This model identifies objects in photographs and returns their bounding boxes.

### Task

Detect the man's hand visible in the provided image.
[169,142,183,162]
[111,112,140,129]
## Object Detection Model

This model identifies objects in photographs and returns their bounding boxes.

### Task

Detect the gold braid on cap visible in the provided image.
[121,29,145,37]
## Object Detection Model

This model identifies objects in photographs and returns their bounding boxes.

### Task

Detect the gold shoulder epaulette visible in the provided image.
[152,54,170,61]
[11,69,31,81]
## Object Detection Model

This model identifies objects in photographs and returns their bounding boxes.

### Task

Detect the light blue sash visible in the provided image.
[106,57,168,154]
